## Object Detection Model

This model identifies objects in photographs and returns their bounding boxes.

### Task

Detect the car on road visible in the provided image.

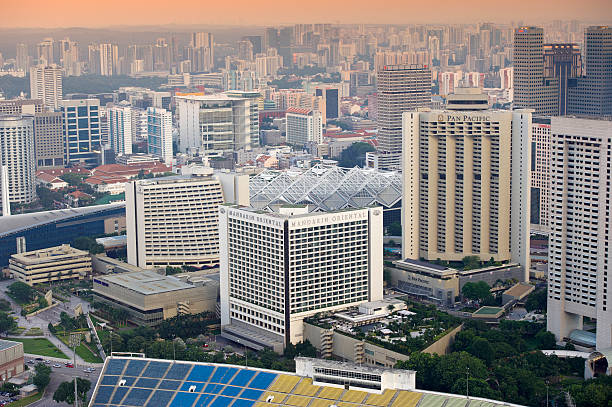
[35,357,43,361]
[53,364,61,368]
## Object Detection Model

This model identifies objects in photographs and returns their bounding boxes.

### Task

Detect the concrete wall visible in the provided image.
[421,324,463,355]
[0,342,24,381]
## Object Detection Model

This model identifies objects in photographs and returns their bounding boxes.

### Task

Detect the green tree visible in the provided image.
[387,222,402,236]
[524,288,547,312]
[7,281,35,303]
[53,378,91,405]
[535,330,557,349]
[467,337,494,365]
[33,363,51,389]
[337,142,376,167]
[461,281,491,302]
[461,255,481,270]
[0,312,16,334]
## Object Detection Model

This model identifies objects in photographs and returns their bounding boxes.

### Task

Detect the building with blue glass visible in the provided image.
[61,99,101,167]
[0,203,125,268]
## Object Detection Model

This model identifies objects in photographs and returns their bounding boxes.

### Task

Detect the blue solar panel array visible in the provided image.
[91,358,279,407]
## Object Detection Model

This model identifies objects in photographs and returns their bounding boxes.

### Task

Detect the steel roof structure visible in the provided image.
[250,165,402,212]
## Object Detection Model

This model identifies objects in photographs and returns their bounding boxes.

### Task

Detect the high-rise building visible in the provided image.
[402,88,532,277]
[375,65,431,171]
[190,32,214,72]
[547,117,612,351]
[567,26,612,117]
[0,99,43,116]
[88,45,101,75]
[543,44,581,116]
[108,104,133,156]
[36,38,54,65]
[29,65,63,110]
[513,27,559,116]
[16,43,29,73]
[219,205,383,351]
[60,99,101,167]
[146,107,173,164]
[59,38,81,76]
[0,115,36,208]
[315,87,340,120]
[224,90,261,148]
[176,93,258,156]
[99,43,119,76]
[530,117,551,233]
[244,35,263,55]
[285,108,323,146]
[126,165,248,269]
[34,112,64,169]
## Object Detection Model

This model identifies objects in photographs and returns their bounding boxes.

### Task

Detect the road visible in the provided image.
[24,355,100,407]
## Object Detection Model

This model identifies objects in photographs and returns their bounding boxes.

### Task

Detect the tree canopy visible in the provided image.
[7,282,35,304]
[33,363,51,390]
[461,281,491,302]
[53,378,91,405]
[337,142,375,167]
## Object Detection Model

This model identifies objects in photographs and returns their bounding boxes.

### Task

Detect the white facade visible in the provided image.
[126,171,225,269]
[547,117,612,351]
[29,65,62,110]
[147,107,173,164]
[177,94,256,156]
[219,205,383,350]
[530,117,552,233]
[286,109,323,146]
[99,43,118,76]
[108,105,133,156]
[402,108,531,277]
[0,116,36,206]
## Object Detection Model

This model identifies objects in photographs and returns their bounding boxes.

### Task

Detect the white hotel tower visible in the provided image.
[219,205,383,352]
[547,117,612,351]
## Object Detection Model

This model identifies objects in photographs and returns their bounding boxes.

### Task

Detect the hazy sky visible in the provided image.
[2,0,611,28]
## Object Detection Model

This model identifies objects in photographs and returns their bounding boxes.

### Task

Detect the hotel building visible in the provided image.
[402,89,531,277]
[219,205,383,352]
[547,117,612,350]
[285,108,323,146]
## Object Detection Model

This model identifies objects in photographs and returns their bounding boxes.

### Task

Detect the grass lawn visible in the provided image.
[57,335,103,363]
[6,338,69,359]
[5,392,42,407]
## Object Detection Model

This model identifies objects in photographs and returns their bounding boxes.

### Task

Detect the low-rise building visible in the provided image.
[0,340,24,381]
[35,172,68,190]
[92,270,219,326]
[9,244,91,286]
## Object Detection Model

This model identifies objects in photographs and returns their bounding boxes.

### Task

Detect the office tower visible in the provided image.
[146,107,173,164]
[513,27,559,116]
[547,117,612,351]
[34,112,64,169]
[190,32,214,72]
[278,26,293,67]
[176,93,258,155]
[60,99,101,167]
[402,88,532,277]
[99,43,119,76]
[315,87,340,120]
[219,205,383,351]
[567,26,612,116]
[224,90,261,148]
[376,65,431,171]
[126,167,226,269]
[29,65,63,110]
[530,117,551,233]
[244,36,263,55]
[16,43,29,73]
[108,104,133,156]
[265,27,280,50]
[543,44,581,116]
[0,115,36,208]
[285,108,323,146]
[36,38,54,65]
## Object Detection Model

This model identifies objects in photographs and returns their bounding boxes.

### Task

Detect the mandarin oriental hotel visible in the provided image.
[219,205,383,352]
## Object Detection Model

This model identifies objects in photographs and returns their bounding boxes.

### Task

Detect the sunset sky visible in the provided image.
[2,0,611,28]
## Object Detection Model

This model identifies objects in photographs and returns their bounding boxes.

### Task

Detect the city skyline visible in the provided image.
[2,0,612,28]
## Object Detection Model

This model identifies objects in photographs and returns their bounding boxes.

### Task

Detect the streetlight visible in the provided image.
[545,380,549,407]
[466,367,470,399]
[69,333,81,407]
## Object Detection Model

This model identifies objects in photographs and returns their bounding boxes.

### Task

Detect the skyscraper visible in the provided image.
[146,106,173,164]
[59,38,81,76]
[219,205,383,351]
[530,117,552,233]
[190,32,214,72]
[60,99,101,167]
[285,108,323,146]
[34,112,64,169]
[108,104,133,156]
[547,116,612,351]
[567,26,612,117]
[99,43,119,76]
[375,65,431,171]
[30,65,63,110]
[0,115,36,207]
[543,44,581,116]
[36,38,54,65]
[16,43,29,73]
[402,88,532,276]
[513,27,559,116]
